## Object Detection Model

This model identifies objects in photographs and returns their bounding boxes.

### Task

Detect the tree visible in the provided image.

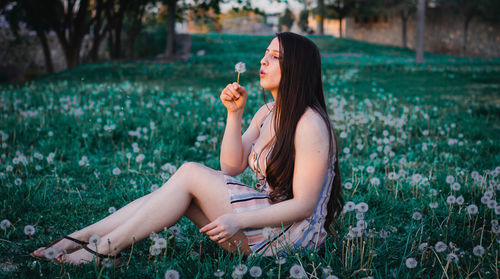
[415,0,425,62]
[0,0,55,73]
[325,0,358,38]
[384,0,417,48]
[317,0,325,34]
[279,7,295,31]
[298,9,310,33]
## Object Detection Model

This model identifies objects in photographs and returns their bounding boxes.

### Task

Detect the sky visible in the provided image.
[220,0,307,14]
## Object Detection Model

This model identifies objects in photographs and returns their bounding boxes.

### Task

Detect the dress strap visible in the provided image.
[259,105,275,129]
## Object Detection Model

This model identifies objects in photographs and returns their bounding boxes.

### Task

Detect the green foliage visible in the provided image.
[0,34,499,278]
[278,8,295,31]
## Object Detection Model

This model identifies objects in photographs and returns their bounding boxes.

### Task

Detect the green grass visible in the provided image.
[0,33,499,278]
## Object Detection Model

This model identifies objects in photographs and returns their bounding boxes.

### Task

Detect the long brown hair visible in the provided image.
[262,32,344,237]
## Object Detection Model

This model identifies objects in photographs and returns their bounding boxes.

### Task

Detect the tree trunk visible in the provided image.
[317,0,324,35]
[113,9,124,59]
[166,0,177,57]
[461,14,472,57]
[415,0,426,63]
[401,9,409,48]
[339,16,343,38]
[63,47,80,69]
[37,30,54,73]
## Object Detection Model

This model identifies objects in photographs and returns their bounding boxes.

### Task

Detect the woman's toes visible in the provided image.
[32,248,46,257]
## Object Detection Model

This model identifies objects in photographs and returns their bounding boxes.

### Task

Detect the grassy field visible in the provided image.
[0,33,499,278]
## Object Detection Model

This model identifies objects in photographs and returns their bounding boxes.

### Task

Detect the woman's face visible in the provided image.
[260,37,281,95]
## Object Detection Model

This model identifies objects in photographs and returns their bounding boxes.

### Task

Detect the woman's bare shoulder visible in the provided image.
[252,101,275,124]
[295,108,331,146]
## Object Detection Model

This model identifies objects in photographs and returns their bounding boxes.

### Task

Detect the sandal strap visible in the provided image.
[83,244,122,259]
[63,235,88,246]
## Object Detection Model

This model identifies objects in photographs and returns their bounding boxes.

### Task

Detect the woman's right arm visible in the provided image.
[219,82,270,176]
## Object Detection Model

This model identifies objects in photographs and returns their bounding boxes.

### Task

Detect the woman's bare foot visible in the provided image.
[57,246,122,267]
[31,233,88,259]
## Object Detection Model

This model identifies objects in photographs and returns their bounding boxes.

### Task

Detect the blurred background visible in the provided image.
[0,0,499,82]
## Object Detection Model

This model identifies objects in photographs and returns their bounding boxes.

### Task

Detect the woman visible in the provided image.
[31,32,344,265]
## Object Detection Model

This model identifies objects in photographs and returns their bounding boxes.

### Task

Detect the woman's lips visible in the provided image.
[260,70,265,77]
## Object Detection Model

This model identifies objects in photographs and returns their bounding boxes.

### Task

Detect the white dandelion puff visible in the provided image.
[344,201,355,212]
[249,266,262,277]
[89,235,101,247]
[355,202,369,213]
[164,269,180,279]
[412,212,422,221]
[446,253,459,263]
[43,247,57,259]
[102,258,113,268]
[429,201,438,209]
[473,245,485,256]
[370,177,380,186]
[344,182,353,190]
[150,184,159,192]
[24,225,35,236]
[487,200,497,209]
[405,257,417,268]
[169,225,181,235]
[446,195,456,205]
[435,241,447,253]
[108,207,116,214]
[366,166,375,173]
[419,242,428,252]
[112,167,121,175]
[149,244,162,256]
[235,62,246,74]
[234,264,248,276]
[445,175,455,184]
[274,257,286,265]
[214,269,225,277]
[289,264,307,279]
[0,219,11,230]
[451,182,461,191]
[467,204,478,215]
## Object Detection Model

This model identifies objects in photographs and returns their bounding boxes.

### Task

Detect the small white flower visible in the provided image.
[473,245,485,256]
[214,269,225,277]
[467,204,478,215]
[169,225,181,235]
[154,237,167,249]
[274,257,286,265]
[355,212,364,220]
[344,201,355,212]
[388,172,398,180]
[108,207,117,214]
[136,154,145,163]
[435,241,447,253]
[412,212,422,221]
[0,219,11,230]
[112,167,121,175]
[370,177,380,186]
[150,184,159,192]
[89,235,101,247]
[149,244,162,256]
[419,242,428,252]
[24,225,36,236]
[366,166,375,173]
[44,247,57,259]
[446,195,456,205]
[445,175,455,184]
[355,202,369,213]
[235,62,246,74]
[451,182,461,191]
[164,269,180,279]
[249,266,262,277]
[234,264,248,276]
[343,147,350,154]
[487,200,497,209]
[289,264,307,279]
[14,178,22,186]
[405,257,417,268]
[344,182,353,190]
[340,131,347,138]
[480,196,490,204]
[446,253,459,263]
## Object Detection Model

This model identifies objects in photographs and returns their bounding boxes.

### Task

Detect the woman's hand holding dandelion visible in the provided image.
[199,213,241,244]
[220,82,248,113]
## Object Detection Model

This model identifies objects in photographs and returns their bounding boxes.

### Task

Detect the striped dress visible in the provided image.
[223,111,336,257]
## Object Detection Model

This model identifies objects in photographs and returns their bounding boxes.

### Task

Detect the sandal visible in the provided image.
[30,235,88,259]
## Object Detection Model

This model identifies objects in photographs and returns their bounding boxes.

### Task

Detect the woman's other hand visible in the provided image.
[220,82,248,113]
[199,213,241,244]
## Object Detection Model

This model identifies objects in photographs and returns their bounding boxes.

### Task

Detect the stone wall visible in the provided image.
[345,7,500,57]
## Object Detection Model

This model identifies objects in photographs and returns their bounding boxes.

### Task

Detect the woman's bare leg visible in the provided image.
[62,162,251,264]
[32,192,156,256]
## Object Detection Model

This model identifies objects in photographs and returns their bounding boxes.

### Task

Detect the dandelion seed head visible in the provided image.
[249,266,262,277]
[214,269,225,277]
[446,195,456,205]
[24,225,35,236]
[155,237,167,249]
[370,177,380,186]
[366,166,375,173]
[108,206,116,214]
[355,202,369,213]
[43,247,57,259]
[289,264,306,279]
[0,219,11,230]
[169,225,181,235]
[451,182,461,191]
[445,175,455,184]
[164,269,180,279]
[435,241,447,253]
[412,212,422,221]
[419,242,428,252]
[274,257,286,265]
[467,204,478,215]
[235,62,246,74]
[405,257,417,268]
[446,253,459,263]
[344,182,353,190]
[344,201,355,212]
[112,167,121,175]
[89,235,101,247]
[149,244,162,256]
[473,245,485,256]
[234,264,248,276]
[102,258,113,268]
[456,196,464,205]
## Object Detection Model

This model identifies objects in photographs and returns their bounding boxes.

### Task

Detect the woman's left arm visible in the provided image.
[200,110,331,242]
